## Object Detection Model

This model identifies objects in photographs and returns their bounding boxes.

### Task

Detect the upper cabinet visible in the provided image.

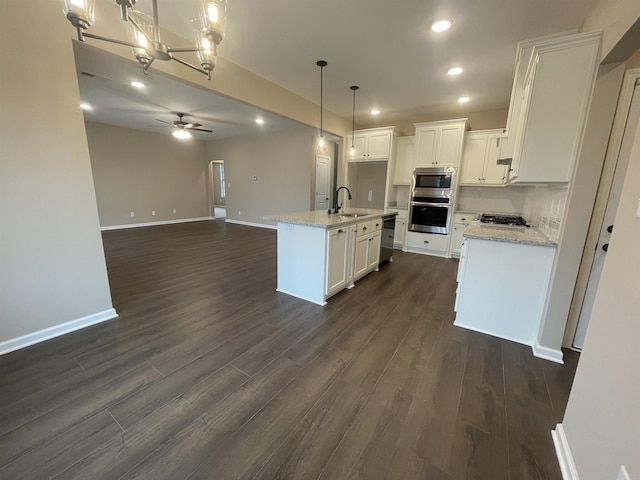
[460,130,509,186]
[393,136,414,185]
[503,32,601,183]
[348,127,394,162]
[414,119,467,169]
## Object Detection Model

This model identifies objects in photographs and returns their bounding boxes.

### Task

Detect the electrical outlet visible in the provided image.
[617,466,630,480]
[368,190,373,201]
[172,209,177,214]
[130,211,135,217]
[151,211,156,216]
[238,210,241,215]
[252,175,257,181]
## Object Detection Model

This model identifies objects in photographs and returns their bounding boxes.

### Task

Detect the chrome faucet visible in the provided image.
[331,186,352,214]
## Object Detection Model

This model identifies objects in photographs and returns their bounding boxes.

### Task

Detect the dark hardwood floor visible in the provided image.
[0,220,579,479]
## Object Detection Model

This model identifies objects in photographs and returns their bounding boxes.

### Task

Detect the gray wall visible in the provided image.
[0,1,114,346]
[207,129,318,226]
[86,122,210,227]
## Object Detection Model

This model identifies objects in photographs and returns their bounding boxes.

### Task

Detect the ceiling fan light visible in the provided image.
[173,129,192,140]
[61,0,95,29]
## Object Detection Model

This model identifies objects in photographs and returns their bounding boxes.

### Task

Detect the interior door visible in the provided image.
[314,154,330,211]
[573,82,640,349]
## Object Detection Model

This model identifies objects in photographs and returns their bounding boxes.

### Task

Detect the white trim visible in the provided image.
[275,288,326,306]
[0,308,118,356]
[100,217,211,231]
[452,320,533,347]
[225,219,277,230]
[552,423,579,480]
[532,339,564,364]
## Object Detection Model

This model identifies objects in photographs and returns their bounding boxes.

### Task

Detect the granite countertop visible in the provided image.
[463,224,556,247]
[265,208,397,228]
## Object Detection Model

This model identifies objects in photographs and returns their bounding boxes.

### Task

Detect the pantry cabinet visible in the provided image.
[460,130,509,186]
[504,32,601,183]
[414,119,467,168]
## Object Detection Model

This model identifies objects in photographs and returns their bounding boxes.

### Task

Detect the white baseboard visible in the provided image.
[533,339,564,364]
[225,219,277,230]
[0,308,118,356]
[552,424,579,480]
[101,217,211,231]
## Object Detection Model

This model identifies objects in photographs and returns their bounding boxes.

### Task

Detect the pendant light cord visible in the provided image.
[316,60,327,141]
[350,85,359,151]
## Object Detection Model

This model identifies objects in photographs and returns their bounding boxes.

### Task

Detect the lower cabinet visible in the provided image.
[391,209,407,248]
[326,225,354,297]
[404,231,450,256]
[450,213,473,257]
[354,221,382,281]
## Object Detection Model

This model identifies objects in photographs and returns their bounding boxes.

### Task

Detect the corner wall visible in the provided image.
[86,122,210,227]
[0,1,114,348]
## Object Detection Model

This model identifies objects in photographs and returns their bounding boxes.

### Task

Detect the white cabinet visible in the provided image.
[326,226,353,297]
[450,213,472,257]
[393,136,414,185]
[413,119,467,168]
[404,231,450,257]
[454,237,556,345]
[391,209,407,248]
[353,220,382,281]
[348,127,393,161]
[505,32,601,183]
[460,130,509,186]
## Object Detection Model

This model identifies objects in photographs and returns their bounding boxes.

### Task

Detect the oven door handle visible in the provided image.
[410,201,452,207]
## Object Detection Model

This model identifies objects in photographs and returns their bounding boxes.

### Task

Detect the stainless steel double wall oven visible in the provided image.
[409,166,456,234]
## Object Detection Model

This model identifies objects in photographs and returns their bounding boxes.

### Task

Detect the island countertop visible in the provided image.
[463,224,556,247]
[265,208,397,228]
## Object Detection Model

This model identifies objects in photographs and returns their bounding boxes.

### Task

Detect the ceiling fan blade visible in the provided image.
[189,122,203,128]
[188,127,213,133]
[155,119,173,125]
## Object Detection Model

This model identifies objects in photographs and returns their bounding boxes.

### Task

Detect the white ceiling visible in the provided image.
[78,0,598,138]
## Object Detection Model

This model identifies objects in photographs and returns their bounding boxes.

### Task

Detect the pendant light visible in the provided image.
[349,85,359,157]
[316,60,327,153]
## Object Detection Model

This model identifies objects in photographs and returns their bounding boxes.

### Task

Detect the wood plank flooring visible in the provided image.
[0,220,580,479]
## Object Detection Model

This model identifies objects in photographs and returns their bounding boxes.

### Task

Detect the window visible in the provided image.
[219,163,226,198]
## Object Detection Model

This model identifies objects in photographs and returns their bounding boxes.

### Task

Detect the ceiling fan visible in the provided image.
[155,112,213,139]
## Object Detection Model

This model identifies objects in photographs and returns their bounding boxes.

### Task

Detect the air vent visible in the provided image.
[80,71,112,83]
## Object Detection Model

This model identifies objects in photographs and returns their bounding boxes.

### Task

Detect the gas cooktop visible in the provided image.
[480,214,530,227]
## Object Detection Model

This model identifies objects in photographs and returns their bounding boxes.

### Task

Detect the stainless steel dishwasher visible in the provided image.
[379,214,396,265]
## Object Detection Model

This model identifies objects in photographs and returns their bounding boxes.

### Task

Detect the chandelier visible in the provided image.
[61,0,226,80]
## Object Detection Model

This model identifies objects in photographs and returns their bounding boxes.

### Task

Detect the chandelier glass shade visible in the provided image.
[61,0,227,80]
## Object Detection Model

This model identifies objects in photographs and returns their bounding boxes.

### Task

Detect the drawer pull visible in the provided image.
[424,240,429,244]
[376,223,380,227]
[362,227,367,231]
[337,229,343,233]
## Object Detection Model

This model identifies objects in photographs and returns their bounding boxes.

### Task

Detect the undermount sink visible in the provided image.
[338,213,370,218]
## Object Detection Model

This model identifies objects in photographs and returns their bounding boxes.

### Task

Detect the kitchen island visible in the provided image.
[267,209,397,305]
[455,224,559,359]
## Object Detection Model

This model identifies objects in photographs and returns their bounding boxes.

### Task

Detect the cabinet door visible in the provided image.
[460,135,487,185]
[349,133,368,161]
[437,125,464,166]
[483,135,508,185]
[394,218,406,247]
[393,137,414,185]
[415,127,437,166]
[354,235,370,279]
[326,228,350,295]
[367,231,382,270]
[367,131,392,160]
[450,225,466,257]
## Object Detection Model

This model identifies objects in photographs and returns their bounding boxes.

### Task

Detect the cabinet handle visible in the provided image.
[363,227,367,231]
[496,138,500,148]
[461,217,466,221]
[337,229,343,233]
[424,240,429,244]
[375,223,380,227]
[369,237,373,241]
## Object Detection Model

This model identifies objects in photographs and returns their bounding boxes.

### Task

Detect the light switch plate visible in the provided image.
[635,199,640,219]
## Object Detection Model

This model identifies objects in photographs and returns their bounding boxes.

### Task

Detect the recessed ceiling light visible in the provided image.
[458,96,471,103]
[431,19,453,32]
[448,67,463,76]
[80,103,93,110]
[256,118,264,125]
[370,109,381,116]
[131,81,145,88]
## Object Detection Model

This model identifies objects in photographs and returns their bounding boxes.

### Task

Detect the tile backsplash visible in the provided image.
[524,185,569,243]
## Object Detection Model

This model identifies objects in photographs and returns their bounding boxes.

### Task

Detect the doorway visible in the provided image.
[209,160,226,219]
[314,154,331,211]
[573,77,640,349]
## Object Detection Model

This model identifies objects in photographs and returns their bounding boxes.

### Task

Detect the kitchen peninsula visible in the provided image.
[455,223,558,359]
[267,209,397,305]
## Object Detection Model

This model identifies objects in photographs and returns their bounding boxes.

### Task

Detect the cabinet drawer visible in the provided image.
[356,220,372,236]
[370,218,383,232]
[405,231,450,253]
